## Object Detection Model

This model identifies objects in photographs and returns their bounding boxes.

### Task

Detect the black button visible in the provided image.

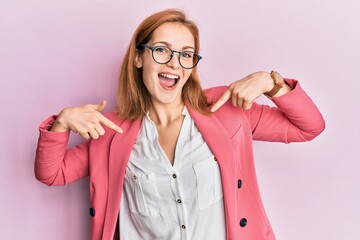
[177,199,182,203]
[89,208,96,217]
[181,225,186,229]
[238,179,242,189]
[214,157,217,161]
[172,174,177,178]
[240,218,247,227]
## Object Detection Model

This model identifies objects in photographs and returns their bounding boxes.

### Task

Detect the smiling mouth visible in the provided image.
[158,73,180,90]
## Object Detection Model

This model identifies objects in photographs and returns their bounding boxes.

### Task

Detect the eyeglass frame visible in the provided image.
[138,44,202,69]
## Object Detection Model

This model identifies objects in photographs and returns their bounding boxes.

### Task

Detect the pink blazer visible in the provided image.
[35,79,325,240]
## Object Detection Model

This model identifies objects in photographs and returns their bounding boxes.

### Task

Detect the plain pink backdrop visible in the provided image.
[1,0,359,239]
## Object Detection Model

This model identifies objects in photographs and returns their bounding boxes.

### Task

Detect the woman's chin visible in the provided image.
[151,92,183,106]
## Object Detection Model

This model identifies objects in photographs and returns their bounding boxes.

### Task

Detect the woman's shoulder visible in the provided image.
[102,112,141,130]
[102,112,127,126]
[203,86,247,135]
[203,85,228,102]
[203,85,243,115]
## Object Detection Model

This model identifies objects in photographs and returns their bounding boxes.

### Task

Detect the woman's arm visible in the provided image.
[35,116,90,186]
[211,71,325,143]
[211,71,291,111]
[35,101,123,186]
[248,78,325,143]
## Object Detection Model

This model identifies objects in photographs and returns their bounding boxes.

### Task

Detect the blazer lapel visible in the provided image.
[187,105,237,239]
[102,118,141,240]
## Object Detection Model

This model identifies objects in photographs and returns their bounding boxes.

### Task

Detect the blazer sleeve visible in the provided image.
[34,115,90,186]
[248,79,325,143]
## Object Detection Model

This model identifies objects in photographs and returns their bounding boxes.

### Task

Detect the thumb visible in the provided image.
[95,100,107,112]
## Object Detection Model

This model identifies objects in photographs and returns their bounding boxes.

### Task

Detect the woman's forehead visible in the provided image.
[150,22,195,49]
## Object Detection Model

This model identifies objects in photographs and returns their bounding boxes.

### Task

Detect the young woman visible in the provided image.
[35,9,325,240]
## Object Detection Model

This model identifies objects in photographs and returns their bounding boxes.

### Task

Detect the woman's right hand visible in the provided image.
[50,100,123,139]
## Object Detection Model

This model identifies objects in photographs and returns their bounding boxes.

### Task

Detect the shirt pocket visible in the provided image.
[193,155,223,210]
[124,170,162,217]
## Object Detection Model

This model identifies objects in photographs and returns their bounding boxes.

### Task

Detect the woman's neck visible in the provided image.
[148,100,185,127]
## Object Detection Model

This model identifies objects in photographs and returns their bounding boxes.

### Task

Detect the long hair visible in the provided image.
[116,9,211,120]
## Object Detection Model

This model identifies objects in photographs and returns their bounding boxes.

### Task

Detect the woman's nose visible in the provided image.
[166,52,181,69]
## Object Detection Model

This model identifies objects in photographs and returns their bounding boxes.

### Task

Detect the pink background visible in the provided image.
[1,0,359,239]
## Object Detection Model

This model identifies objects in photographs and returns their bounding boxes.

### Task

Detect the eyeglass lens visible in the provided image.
[152,46,199,69]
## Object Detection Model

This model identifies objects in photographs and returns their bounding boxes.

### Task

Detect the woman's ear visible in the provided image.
[135,50,143,68]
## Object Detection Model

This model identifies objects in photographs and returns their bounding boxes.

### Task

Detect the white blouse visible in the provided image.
[119,107,226,240]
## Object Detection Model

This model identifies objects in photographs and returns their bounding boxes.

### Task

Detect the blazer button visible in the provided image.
[240,218,247,227]
[89,208,96,217]
[237,179,242,189]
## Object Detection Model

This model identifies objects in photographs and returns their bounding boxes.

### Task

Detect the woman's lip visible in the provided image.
[158,75,179,90]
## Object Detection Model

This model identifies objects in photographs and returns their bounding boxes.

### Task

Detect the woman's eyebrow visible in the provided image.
[152,41,195,51]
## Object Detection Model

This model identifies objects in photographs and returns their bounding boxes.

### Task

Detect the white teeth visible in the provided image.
[159,73,179,79]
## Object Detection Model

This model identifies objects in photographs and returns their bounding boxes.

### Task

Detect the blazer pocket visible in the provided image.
[230,124,243,147]
[124,170,162,217]
[193,155,223,210]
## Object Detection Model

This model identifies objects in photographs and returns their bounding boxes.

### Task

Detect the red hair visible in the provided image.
[116,9,211,120]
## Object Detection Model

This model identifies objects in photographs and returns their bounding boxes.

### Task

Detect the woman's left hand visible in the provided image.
[211,71,282,112]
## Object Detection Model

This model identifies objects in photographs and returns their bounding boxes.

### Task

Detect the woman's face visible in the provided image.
[136,22,195,107]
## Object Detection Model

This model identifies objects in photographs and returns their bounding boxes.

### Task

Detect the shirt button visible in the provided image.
[133,175,137,180]
[181,225,186,229]
[89,208,96,217]
[177,199,182,203]
[172,174,177,178]
[238,179,242,189]
[240,218,247,227]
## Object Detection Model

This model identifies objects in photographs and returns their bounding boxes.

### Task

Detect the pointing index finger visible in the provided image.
[211,88,231,112]
[99,114,123,134]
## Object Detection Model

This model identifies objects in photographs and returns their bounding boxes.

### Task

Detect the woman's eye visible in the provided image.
[154,47,168,53]
[181,52,194,58]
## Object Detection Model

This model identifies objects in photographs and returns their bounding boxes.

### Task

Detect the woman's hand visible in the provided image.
[211,71,291,112]
[50,100,123,139]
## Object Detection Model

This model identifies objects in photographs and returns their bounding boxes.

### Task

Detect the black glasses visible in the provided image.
[139,44,202,69]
